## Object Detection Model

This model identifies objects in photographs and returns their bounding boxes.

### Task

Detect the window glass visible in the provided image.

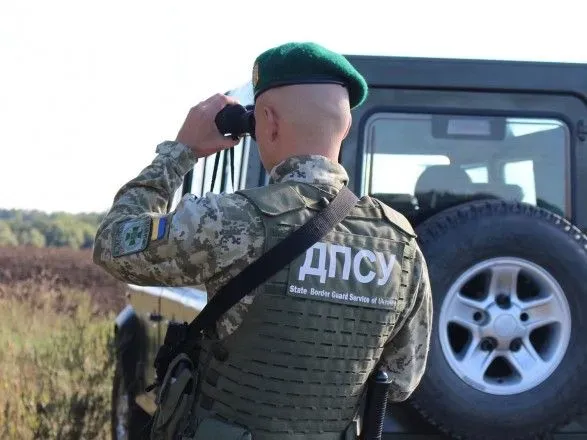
[504,160,537,205]
[364,113,569,219]
[464,166,488,183]
[371,154,449,194]
[189,136,250,196]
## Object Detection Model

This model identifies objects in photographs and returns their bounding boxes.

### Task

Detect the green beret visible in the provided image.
[252,42,368,109]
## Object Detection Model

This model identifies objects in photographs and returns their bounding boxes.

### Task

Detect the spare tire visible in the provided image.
[409,199,587,440]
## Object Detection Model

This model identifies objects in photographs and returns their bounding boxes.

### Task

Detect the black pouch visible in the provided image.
[151,322,201,388]
[149,353,198,440]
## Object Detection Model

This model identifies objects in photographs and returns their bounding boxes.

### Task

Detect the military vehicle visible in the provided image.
[110,55,587,440]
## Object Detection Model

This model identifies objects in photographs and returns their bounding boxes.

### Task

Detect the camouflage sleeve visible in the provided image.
[93,141,265,287]
[381,243,433,402]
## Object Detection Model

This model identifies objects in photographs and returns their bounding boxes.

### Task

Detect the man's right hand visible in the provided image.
[176,93,241,159]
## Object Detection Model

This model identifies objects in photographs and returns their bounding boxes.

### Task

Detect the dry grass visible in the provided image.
[0,247,123,439]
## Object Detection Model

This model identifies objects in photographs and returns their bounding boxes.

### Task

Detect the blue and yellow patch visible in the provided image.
[112,215,170,257]
[151,216,168,242]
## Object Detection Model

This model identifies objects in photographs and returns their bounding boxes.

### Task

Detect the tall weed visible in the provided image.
[0,282,116,439]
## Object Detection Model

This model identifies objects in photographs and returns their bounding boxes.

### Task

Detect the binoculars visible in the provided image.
[215,104,256,140]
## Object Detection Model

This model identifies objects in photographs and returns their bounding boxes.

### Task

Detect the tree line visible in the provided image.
[0,209,106,249]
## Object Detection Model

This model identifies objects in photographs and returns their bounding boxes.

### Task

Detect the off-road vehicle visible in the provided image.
[110,55,587,440]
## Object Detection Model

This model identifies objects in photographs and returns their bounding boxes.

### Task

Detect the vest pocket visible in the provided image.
[190,417,252,440]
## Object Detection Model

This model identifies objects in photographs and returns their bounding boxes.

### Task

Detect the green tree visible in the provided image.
[0,209,105,249]
[0,221,18,246]
[18,228,46,247]
[44,220,84,249]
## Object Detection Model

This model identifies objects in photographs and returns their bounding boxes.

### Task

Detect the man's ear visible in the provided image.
[265,105,279,142]
[343,114,352,139]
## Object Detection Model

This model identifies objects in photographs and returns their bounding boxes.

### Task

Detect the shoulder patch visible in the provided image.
[376,200,417,238]
[150,215,170,242]
[237,183,307,216]
[112,217,151,257]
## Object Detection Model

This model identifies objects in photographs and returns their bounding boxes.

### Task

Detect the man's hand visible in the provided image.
[176,93,241,158]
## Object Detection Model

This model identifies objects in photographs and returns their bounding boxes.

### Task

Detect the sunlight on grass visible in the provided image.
[0,281,116,439]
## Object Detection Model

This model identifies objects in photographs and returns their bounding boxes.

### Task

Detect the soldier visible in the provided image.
[94,42,432,439]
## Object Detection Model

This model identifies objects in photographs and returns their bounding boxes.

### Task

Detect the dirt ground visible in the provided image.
[0,245,128,314]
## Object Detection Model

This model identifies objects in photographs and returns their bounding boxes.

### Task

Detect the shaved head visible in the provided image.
[253,83,352,172]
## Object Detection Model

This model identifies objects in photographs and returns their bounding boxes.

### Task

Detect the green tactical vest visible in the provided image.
[191,181,417,440]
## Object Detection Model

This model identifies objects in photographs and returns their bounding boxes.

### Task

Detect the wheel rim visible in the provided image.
[439,257,571,395]
[115,380,129,440]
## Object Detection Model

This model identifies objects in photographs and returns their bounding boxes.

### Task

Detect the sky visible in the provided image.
[1,0,586,214]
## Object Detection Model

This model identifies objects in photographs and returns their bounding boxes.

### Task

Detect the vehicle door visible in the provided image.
[340,65,587,438]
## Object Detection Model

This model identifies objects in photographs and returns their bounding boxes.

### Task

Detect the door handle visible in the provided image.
[149,312,163,322]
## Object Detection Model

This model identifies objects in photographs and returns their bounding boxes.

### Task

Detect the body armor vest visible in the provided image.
[193,181,416,439]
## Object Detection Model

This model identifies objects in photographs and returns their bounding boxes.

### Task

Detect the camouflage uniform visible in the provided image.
[93,140,432,402]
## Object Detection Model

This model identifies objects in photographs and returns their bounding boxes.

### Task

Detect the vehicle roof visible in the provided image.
[344,55,587,104]
[227,56,587,105]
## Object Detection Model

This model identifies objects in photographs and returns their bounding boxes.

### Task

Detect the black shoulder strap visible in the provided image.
[186,185,359,340]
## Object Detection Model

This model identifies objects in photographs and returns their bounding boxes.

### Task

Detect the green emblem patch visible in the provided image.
[112,217,151,257]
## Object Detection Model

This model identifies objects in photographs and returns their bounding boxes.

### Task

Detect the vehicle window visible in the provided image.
[167,135,251,212]
[503,160,536,205]
[371,154,449,195]
[463,165,488,183]
[190,136,251,197]
[363,113,569,220]
[169,83,255,211]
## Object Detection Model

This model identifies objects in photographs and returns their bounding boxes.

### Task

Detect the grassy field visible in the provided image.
[0,246,130,439]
